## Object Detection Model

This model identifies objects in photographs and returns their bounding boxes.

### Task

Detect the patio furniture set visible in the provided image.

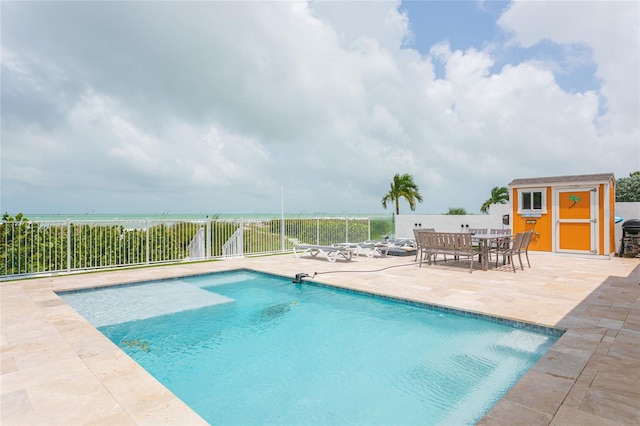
[294,228,533,273]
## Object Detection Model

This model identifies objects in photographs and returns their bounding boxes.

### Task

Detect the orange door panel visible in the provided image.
[559,191,591,220]
[559,222,592,251]
[556,189,595,254]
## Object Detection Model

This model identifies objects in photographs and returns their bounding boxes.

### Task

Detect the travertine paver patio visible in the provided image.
[1,252,639,425]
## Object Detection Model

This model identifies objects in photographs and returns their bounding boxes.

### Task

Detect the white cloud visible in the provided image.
[1,1,638,215]
[498,0,640,131]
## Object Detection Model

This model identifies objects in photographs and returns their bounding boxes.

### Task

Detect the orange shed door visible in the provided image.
[554,188,597,253]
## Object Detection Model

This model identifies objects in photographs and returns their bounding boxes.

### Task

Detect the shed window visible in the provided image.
[519,189,546,213]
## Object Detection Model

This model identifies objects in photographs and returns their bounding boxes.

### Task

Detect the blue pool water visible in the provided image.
[60,270,561,425]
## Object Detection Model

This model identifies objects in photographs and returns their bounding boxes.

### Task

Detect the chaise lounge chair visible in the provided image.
[376,238,417,257]
[335,242,389,258]
[294,244,354,262]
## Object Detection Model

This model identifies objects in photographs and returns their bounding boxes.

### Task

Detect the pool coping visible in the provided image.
[301,276,566,337]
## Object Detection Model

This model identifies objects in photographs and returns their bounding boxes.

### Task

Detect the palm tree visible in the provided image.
[381,173,423,215]
[480,186,509,213]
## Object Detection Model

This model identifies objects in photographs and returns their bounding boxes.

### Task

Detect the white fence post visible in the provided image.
[206,218,211,259]
[239,219,244,256]
[66,219,71,273]
[145,219,150,265]
[281,217,285,253]
[345,219,349,243]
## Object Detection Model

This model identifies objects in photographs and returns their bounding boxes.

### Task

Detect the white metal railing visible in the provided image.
[1,216,375,279]
[222,225,243,257]
[187,227,206,260]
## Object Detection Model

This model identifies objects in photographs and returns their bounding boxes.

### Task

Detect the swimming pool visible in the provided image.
[60,270,562,425]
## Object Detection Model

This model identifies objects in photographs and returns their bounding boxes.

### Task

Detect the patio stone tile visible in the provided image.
[591,355,639,383]
[100,365,185,415]
[129,397,208,425]
[582,305,630,321]
[612,299,639,310]
[580,386,640,424]
[608,329,640,360]
[4,337,79,371]
[52,317,105,343]
[85,412,137,425]
[2,322,62,347]
[477,398,552,425]
[556,315,600,329]
[562,365,599,408]
[0,356,89,395]
[1,306,46,328]
[531,349,590,380]
[0,389,32,417]
[28,282,55,291]
[500,369,574,416]
[597,318,624,329]
[552,328,605,351]
[102,369,206,425]
[623,313,640,330]
[1,354,18,375]
[70,334,123,360]
[82,351,145,382]
[550,406,620,426]
[35,298,67,308]
[24,371,127,425]
[1,410,55,425]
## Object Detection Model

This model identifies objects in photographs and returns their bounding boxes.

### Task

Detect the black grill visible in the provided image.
[622,219,640,234]
[619,219,640,257]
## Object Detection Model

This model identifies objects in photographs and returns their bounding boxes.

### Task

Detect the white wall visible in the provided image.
[394,204,511,239]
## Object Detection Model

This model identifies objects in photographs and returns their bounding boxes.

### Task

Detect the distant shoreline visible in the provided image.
[19,213,391,221]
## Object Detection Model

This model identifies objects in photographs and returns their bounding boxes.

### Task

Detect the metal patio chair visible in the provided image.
[494,232,527,272]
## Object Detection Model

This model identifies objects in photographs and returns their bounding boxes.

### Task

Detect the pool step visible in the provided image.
[60,281,234,327]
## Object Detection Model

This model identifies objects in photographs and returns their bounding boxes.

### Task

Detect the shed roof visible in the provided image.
[508,173,614,187]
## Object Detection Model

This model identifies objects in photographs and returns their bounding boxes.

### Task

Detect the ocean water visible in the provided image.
[22,212,390,221]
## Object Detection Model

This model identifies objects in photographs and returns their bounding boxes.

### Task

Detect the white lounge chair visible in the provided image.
[335,242,389,258]
[382,239,418,257]
[294,244,354,262]
[358,242,389,258]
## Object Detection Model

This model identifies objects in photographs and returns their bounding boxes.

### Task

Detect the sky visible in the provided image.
[1,0,639,216]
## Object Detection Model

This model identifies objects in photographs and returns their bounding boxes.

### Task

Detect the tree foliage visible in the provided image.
[445,207,467,215]
[370,217,393,240]
[381,173,423,215]
[616,171,640,202]
[480,186,510,213]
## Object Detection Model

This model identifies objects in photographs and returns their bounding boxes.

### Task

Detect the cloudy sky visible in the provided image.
[2,1,638,216]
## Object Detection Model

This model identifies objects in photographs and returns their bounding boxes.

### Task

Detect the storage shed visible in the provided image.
[508,173,616,257]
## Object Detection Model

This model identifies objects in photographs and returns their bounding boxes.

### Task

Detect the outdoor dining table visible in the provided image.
[471,234,512,271]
